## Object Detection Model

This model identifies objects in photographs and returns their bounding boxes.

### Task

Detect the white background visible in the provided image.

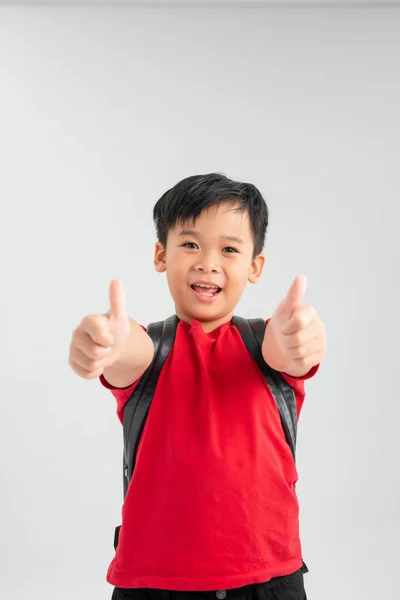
[0,2,399,599]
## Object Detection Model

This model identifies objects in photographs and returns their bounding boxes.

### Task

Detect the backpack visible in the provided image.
[113,314,299,552]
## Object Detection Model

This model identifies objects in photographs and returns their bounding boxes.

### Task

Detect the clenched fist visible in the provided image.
[69,279,130,379]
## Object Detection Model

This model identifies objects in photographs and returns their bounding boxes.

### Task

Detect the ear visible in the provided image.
[248,254,265,284]
[154,242,167,273]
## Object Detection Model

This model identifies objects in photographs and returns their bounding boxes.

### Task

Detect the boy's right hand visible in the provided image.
[69,280,131,380]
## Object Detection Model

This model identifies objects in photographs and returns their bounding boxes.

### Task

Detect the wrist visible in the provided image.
[262,324,289,371]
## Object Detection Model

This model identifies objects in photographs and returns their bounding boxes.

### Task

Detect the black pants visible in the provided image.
[111,566,307,600]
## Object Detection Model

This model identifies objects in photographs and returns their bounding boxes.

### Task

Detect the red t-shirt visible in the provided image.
[100,318,318,591]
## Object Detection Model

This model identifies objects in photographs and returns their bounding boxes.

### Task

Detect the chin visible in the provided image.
[191,311,222,322]
[183,304,230,323]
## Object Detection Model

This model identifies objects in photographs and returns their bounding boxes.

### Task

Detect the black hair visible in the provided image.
[153,173,269,258]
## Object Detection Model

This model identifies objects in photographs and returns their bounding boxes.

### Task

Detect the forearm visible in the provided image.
[103,318,154,388]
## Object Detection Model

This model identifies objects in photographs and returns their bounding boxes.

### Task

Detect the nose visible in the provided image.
[194,252,221,274]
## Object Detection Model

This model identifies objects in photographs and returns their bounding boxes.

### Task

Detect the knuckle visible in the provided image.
[291,346,304,359]
[88,358,101,371]
[72,329,82,344]
[294,316,306,329]
[83,365,97,378]
[83,314,101,331]
[295,306,314,327]
[82,314,93,327]
[293,332,304,346]
[92,346,103,359]
[296,356,307,367]
[69,349,80,364]
[296,346,306,359]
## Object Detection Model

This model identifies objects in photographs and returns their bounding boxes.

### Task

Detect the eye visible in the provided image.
[222,246,238,253]
[182,242,199,249]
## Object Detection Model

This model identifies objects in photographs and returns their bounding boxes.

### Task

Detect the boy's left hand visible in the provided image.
[263,275,327,377]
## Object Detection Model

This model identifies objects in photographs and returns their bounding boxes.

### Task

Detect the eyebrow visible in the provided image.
[178,229,245,245]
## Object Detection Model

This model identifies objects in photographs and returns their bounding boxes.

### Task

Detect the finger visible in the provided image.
[284,337,322,361]
[81,315,114,347]
[74,331,115,360]
[291,352,322,369]
[282,318,320,347]
[109,279,126,321]
[281,306,316,336]
[277,275,308,319]
[69,357,104,379]
[71,346,107,372]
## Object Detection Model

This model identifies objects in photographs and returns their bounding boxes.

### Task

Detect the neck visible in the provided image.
[175,309,234,333]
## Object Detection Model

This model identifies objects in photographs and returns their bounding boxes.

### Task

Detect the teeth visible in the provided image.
[191,283,221,297]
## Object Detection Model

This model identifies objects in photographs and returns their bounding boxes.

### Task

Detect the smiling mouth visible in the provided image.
[190,284,222,297]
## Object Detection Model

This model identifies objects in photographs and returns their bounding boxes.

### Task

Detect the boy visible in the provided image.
[69,173,327,600]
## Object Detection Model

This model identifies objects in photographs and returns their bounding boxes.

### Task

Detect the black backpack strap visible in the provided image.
[122,314,179,498]
[114,315,178,550]
[232,316,297,460]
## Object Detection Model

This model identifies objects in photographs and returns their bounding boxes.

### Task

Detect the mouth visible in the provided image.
[190,283,222,299]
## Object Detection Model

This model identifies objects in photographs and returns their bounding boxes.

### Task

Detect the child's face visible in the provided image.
[154,202,265,328]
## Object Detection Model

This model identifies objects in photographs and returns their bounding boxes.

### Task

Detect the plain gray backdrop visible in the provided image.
[0,2,399,599]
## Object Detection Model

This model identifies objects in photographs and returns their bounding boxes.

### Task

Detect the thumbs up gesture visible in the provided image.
[69,279,131,379]
[263,275,327,377]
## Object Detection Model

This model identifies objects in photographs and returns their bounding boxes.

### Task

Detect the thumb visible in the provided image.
[109,279,127,321]
[276,275,308,318]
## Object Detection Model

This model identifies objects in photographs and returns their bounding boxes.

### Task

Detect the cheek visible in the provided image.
[228,260,252,283]
[166,260,188,290]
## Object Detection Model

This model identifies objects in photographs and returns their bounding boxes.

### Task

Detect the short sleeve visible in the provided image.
[280,364,319,418]
[281,363,320,391]
[99,374,142,424]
